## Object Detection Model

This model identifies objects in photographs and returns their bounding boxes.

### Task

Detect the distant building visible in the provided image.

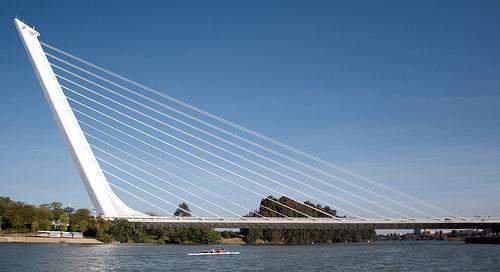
[35,231,83,239]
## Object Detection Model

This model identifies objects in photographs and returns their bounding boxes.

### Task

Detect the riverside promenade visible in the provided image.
[0,235,102,244]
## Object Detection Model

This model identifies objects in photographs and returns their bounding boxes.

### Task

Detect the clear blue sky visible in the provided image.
[1,0,499,217]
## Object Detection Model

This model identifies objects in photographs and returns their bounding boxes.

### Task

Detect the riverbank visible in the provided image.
[0,235,102,244]
[219,237,246,244]
[0,234,243,245]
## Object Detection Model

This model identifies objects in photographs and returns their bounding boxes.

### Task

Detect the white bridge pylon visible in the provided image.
[14,19,142,217]
[15,18,461,222]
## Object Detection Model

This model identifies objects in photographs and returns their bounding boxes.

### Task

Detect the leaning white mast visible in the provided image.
[14,18,141,217]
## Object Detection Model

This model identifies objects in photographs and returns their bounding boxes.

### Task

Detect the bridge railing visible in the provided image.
[107,216,500,224]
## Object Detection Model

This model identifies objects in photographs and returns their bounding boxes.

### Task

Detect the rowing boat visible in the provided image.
[188,251,240,256]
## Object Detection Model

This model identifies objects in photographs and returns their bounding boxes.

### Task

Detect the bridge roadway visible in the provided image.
[109,216,500,230]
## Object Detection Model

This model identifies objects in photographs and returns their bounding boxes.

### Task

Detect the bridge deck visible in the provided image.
[108,217,500,230]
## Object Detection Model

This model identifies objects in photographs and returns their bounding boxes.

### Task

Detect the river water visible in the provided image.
[1,241,499,271]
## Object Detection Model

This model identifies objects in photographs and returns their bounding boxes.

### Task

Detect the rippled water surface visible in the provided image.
[1,241,500,271]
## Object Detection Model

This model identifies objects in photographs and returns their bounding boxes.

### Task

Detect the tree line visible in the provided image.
[241,195,376,244]
[0,197,220,244]
[1,195,376,244]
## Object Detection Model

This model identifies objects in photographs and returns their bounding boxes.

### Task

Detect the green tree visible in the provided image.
[78,220,89,233]
[90,217,111,243]
[69,209,92,231]
[108,219,148,243]
[51,208,64,222]
[49,202,63,210]
[35,207,52,223]
[39,219,52,231]
[31,221,39,234]
[221,230,231,239]
[241,196,375,244]
[58,214,69,231]
[96,230,112,243]
[12,215,23,233]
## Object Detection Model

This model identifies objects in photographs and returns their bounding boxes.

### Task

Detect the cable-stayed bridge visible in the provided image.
[14,19,500,231]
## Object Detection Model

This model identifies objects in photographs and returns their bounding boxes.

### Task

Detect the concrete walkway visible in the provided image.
[0,235,102,244]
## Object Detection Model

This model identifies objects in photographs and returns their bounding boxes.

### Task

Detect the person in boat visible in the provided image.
[201,248,227,254]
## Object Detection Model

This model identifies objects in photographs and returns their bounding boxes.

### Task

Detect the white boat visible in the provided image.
[188,251,240,256]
